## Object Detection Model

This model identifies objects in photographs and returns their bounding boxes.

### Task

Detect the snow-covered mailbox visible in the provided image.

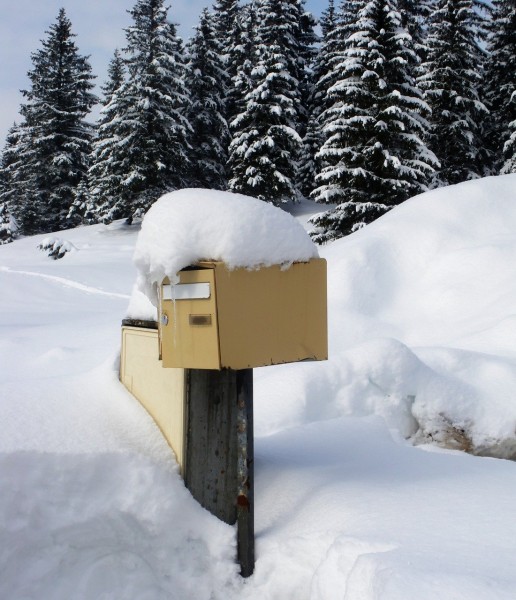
[159,258,327,370]
[122,189,327,578]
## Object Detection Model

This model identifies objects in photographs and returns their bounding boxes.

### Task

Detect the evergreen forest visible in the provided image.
[1,0,515,245]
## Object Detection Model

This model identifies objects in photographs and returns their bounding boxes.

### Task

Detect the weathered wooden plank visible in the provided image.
[185,369,239,525]
[184,368,255,577]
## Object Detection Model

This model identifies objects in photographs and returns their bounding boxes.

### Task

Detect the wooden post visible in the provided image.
[185,368,255,577]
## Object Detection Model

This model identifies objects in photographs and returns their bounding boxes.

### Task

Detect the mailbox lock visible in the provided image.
[161,313,169,326]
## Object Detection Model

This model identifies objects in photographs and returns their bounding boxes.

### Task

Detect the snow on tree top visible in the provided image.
[133,188,319,306]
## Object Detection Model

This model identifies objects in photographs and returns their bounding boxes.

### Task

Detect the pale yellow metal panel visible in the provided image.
[160,268,221,369]
[120,327,186,471]
[215,259,328,369]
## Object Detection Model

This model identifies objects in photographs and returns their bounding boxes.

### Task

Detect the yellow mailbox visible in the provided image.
[158,258,327,370]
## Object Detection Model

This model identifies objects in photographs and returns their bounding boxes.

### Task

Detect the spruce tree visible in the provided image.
[294,0,319,137]
[298,0,338,197]
[0,124,23,228]
[16,9,96,234]
[228,0,302,204]
[68,48,124,226]
[418,0,488,186]
[0,202,17,245]
[484,0,516,173]
[88,50,128,223]
[228,4,257,123]
[399,0,436,64]
[67,176,96,226]
[185,9,229,189]
[0,129,19,244]
[92,0,192,224]
[503,124,516,173]
[101,49,126,102]
[311,0,437,242]
[212,0,240,127]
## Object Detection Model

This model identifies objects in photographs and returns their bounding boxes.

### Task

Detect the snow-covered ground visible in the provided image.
[1,176,516,599]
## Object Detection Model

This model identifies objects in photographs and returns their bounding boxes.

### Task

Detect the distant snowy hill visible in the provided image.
[1,176,516,599]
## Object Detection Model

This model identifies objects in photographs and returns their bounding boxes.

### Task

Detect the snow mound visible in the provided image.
[132,188,318,306]
[255,175,516,459]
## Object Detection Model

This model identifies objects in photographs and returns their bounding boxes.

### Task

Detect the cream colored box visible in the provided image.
[120,325,186,471]
[159,258,328,370]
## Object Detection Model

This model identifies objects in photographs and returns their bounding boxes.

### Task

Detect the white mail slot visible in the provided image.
[163,282,211,301]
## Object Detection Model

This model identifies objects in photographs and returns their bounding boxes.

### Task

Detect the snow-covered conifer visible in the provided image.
[399,0,436,64]
[228,4,257,123]
[0,202,17,245]
[294,0,319,135]
[228,0,302,204]
[15,9,96,234]
[67,177,96,226]
[298,0,339,197]
[101,49,126,102]
[418,0,488,185]
[212,0,240,127]
[88,50,129,224]
[185,9,229,189]
[503,125,516,173]
[311,0,437,242]
[295,0,320,197]
[484,0,516,173]
[0,124,23,228]
[92,0,191,224]
[0,129,19,244]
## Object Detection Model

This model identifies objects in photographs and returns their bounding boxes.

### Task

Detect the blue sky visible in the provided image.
[0,0,326,147]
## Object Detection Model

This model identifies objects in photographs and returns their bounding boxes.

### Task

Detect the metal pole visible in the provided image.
[236,368,254,577]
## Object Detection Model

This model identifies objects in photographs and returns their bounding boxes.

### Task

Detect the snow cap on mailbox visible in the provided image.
[133,188,327,370]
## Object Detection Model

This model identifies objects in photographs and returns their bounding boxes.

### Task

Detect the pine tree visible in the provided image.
[294,0,319,136]
[298,0,338,197]
[0,202,17,245]
[0,130,19,244]
[503,124,516,173]
[228,0,302,204]
[418,0,488,185]
[228,4,257,123]
[212,0,240,127]
[67,176,96,226]
[185,9,229,189]
[484,0,516,173]
[5,126,40,235]
[0,123,23,227]
[92,0,192,223]
[399,0,436,64]
[295,0,319,197]
[101,49,126,102]
[88,50,128,223]
[311,0,437,242]
[15,9,96,234]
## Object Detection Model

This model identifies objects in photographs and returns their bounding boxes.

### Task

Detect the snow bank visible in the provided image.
[255,175,516,459]
[132,189,318,306]
[0,451,239,599]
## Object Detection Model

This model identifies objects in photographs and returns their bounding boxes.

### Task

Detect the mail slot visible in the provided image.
[159,258,327,370]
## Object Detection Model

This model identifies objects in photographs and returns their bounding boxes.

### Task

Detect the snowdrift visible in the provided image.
[255,175,516,459]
